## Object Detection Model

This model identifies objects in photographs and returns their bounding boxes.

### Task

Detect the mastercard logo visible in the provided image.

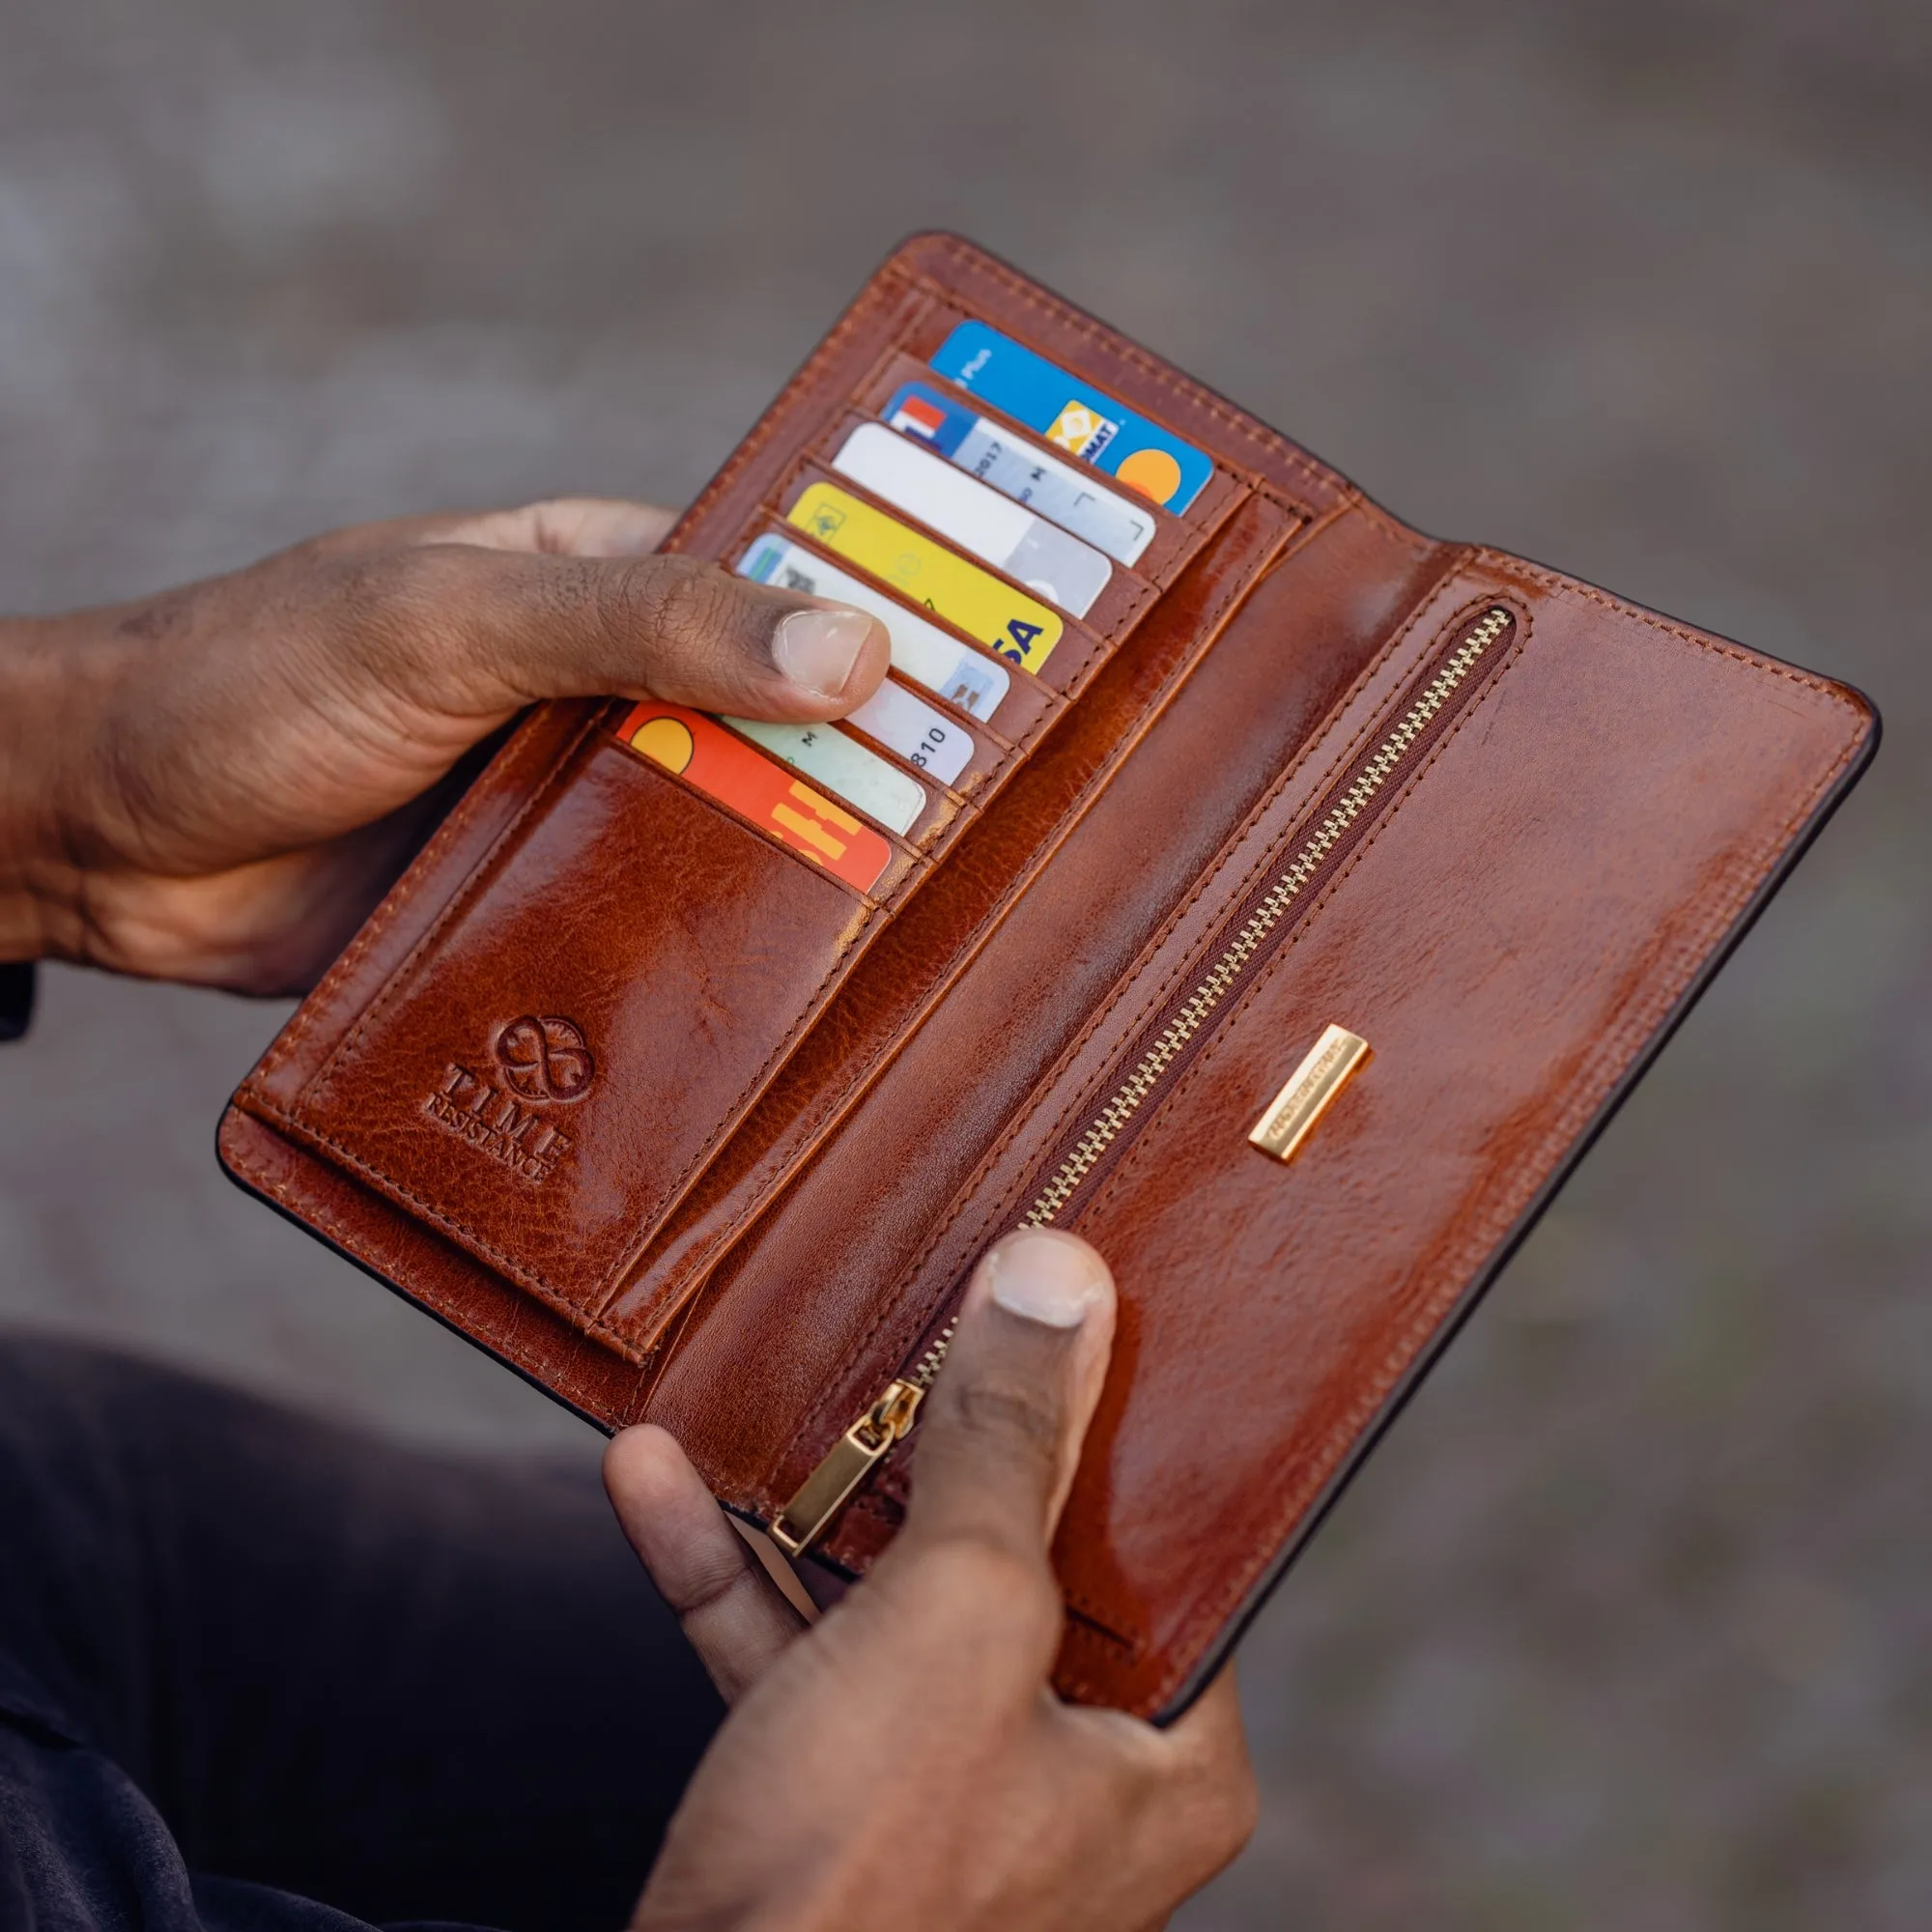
[1113,446,1185,507]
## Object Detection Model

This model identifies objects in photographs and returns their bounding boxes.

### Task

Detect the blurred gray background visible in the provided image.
[2,1,1927,1924]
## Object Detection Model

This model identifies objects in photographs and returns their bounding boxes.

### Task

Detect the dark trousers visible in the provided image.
[0,1338,723,1932]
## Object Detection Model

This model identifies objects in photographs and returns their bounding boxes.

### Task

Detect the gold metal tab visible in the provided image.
[1248,1024,1370,1162]
[769,1378,925,1556]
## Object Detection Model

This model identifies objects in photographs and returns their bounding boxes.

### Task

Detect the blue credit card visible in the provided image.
[928,321,1213,515]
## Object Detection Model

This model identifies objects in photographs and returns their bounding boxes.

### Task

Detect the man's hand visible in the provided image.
[606,1230,1258,1931]
[0,498,891,992]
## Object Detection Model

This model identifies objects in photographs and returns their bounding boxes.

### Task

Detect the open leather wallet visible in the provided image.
[221,234,1878,1721]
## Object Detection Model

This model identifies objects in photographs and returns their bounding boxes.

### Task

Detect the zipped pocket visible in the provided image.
[771,601,1519,1554]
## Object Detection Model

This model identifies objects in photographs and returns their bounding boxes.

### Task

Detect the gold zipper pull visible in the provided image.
[769,1378,925,1556]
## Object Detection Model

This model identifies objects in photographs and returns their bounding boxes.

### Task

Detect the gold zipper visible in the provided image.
[769,1330,953,1555]
[770,604,1516,1557]
[1019,603,1512,1229]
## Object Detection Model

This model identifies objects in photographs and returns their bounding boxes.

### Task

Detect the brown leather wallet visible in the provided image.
[220,233,1878,1721]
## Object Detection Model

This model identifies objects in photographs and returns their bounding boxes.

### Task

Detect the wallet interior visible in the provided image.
[221,234,1876,1719]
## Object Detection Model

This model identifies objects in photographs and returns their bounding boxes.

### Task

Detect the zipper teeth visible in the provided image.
[909,1328,954,1391]
[908,606,1510,1394]
[1021,604,1513,1233]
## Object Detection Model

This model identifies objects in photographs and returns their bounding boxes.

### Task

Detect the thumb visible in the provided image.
[898,1229,1117,1569]
[385,540,895,725]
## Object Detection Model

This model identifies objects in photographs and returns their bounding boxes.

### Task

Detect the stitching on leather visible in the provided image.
[261,874,880,1330]
[1084,628,1867,1712]
[924,241,1340,506]
[1045,595,1152,691]
[1142,718,1866,1711]
[724,511,1303,1424]
[797,562,1479,1405]
[1055,1623,1145,1707]
[1474,552,1869,716]
[223,1127,642,1415]
[247,1094,653,1361]
[913,571,1486,1267]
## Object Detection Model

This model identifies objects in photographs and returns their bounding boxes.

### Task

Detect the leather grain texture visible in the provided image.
[220,232,1878,1720]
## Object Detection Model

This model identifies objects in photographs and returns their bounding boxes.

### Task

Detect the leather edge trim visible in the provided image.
[890,230,1350,516]
[215,1105,648,1429]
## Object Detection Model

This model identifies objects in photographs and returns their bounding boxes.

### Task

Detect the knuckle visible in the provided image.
[674,1549,763,1624]
[1165,1734,1258,1870]
[1207,1754,1261,1859]
[945,1376,1064,1467]
[610,554,748,663]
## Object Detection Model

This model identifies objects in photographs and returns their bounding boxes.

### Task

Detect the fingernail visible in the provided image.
[775,608,872,698]
[985,1231,1108,1330]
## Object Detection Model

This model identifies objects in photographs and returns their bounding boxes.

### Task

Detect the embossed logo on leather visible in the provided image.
[421,1015,592,1183]
[494,1014,595,1101]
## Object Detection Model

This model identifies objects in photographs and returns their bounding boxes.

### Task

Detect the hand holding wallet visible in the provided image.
[221,234,1877,1721]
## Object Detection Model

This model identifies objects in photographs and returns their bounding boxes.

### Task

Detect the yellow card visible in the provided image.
[787,483,1064,674]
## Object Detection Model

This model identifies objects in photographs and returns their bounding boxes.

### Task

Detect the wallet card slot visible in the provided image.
[782,449,1157,645]
[728,519,1061,748]
[898,302,1253,535]
[805,407,1167,624]
[834,691,1006,802]
[613,697,1007,888]
[847,352,1233,589]
[611,701,925,898]
[699,712,959,852]
[771,462,1145,694]
[269,733,902,1355]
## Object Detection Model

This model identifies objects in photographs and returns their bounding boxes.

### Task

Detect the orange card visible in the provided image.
[616,702,894,894]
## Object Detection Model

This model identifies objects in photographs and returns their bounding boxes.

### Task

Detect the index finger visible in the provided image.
[436,497,679,556]
[604,1424,809,1704]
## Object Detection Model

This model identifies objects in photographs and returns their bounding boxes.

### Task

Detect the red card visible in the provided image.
[616,702,894,894]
